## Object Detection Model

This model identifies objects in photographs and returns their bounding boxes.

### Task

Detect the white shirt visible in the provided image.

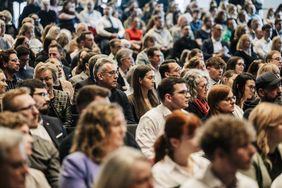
[271,173,282,188]
[212,37,223,53]
[148,64,161,86]
[96,16,125,38]
[254,38,272,59]
[79,9,101,28]
[136,104,171,159]
[152,154,210,188]
[145,26,173,48]
[30,121,53,145]
[181,164,259,188]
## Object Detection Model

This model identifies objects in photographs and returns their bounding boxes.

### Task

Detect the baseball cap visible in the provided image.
[256,72,281,90]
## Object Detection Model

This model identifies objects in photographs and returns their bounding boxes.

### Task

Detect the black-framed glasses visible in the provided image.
[103,70,119,76]
[17,104,38,112]
[33,92,49,97]
[173,90,190,96]
[224,96,236,102]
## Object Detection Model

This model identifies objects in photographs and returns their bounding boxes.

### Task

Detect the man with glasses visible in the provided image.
[18,79,66,149]
[202,23,230,61]
[94,57,135,123]
[0,128,28,188]
[2,87,60,187]
[116,48,134,95]
[1,49,20,90]
[136,77,190,159]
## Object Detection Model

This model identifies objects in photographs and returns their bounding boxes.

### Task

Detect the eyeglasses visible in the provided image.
[237,62,245,66]
[33,92,49,97]
[9,58,19,62]
[7,159,28,170]
[224,96,236,102]
[174,90,190,96]
[17,104,38,112]
[273,57,282,61]
[103,70,119,76]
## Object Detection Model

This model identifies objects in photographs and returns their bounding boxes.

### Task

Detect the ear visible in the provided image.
[164,93,172,102]
[169,138,180,149]
[257,88,265,97]
[164,72,169,78]
[97,72,104,81]
[214,148,226,160]
[139,77,143,84]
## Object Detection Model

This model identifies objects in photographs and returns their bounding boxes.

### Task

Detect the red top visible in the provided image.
[125,28,143,41]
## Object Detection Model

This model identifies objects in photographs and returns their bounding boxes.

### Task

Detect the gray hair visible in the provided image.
[0,128,24,165]
[94,147,148,188]
[183,69,210,99]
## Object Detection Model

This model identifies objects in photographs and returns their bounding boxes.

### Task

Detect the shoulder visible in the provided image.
[237,172,259,188]
[181,178,207,188]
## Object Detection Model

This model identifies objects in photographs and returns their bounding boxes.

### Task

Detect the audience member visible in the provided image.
[153,111,209,187]
[128,65,159,122]
[226,56,245,75]
[136,77,190,159]
[15,45,34,80]
[60,103,126,188]
[206,56,226,86]
[181,115,258,188]
[159,59,181,79]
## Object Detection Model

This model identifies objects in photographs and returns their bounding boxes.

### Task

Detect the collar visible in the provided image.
[212,37,221,43]
[162,155,192,176]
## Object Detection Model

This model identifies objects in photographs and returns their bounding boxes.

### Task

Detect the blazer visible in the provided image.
[41,115,66,149]
[201,38,229,60]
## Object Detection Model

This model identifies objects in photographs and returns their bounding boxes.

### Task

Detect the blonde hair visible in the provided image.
[257,63,280,78]
[71,103,124,163]
[271,36,282,51]
[249,102,282,168]
[236,34,251,51]
[94,147,148,188]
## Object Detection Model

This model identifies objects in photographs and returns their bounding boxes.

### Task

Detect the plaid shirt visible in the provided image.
[48,89,72,128]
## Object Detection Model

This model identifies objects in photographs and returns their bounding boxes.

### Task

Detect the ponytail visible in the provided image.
[154,135,167,164]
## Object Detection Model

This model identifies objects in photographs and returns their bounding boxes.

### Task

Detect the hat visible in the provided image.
[256,72,281,89]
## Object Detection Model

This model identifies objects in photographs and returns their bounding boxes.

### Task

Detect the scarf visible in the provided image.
[194,99,210,116]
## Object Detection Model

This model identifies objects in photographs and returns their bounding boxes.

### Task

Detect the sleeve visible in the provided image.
[60,157,88,188]
[63,94,73,128]
[117,19,125,38]
[96,19,112,38]
[136,116,159,159]
[121,93,136,124]
[46,142,60,188]
[201,40,212,60]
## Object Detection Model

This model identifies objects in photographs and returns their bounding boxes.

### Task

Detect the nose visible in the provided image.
[32,105,39,115]
[248,144,256,156]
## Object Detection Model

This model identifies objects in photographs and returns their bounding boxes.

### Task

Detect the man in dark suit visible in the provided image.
[18,79,66,149]
[172,25,199,59]
[202,24,230,61]
[93,58,136,123]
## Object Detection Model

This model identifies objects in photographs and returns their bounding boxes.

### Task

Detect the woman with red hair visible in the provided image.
[152,111,209,188]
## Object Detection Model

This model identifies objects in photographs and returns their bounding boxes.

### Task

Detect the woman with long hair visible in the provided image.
[128,64,159,122]
[234,34,258,71]
[60,103,126,188]
[152,110,208,188]
[183,69,210,120]
[226,56,245,75]
[242,103,282,188]
[232,73,256,110]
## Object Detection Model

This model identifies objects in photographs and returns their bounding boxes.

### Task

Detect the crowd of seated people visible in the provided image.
[0,0,282,187]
